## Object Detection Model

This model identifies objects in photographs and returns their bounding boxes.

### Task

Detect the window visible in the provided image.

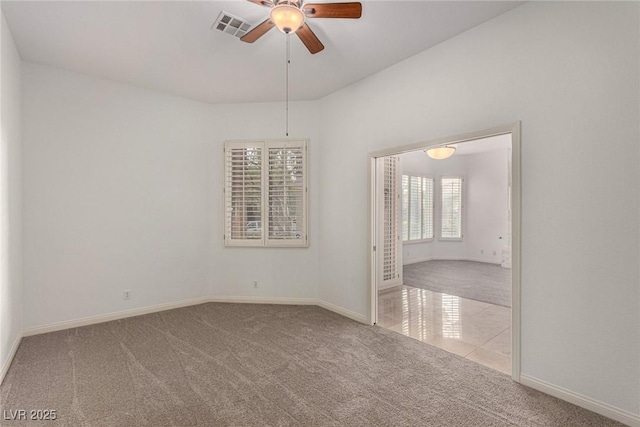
[440,177,463,239]
[224,140,307,247]
[402,174,433,241]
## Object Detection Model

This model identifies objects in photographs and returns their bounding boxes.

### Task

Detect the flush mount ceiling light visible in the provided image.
[270,0,305,34]
[425,146,456,160]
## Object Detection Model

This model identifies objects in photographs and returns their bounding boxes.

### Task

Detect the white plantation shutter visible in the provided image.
[401,175,409,241]
[421,177,434,239]
[224,140,307,247]
[402,174,433,241]
[225,143,264,245]
[382,157,399,281]
[441,177,463,239]
[409,176,421,240]
[266,141,307,246]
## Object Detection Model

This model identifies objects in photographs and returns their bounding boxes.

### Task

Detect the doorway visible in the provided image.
[369,124,521,380]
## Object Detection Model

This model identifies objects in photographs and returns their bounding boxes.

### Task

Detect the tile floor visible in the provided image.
[377,285,512,375]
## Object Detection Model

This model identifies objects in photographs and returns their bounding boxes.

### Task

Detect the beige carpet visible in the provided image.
[0,303,621,426]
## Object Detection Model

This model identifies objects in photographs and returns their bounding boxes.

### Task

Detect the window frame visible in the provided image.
[439,175,464,241]
[223,139,308,248]
[401,173,434,244]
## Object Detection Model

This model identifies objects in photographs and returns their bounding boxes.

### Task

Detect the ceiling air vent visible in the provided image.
[212,11,252,38]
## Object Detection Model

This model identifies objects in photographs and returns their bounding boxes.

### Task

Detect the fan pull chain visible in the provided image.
[285,34,290,137]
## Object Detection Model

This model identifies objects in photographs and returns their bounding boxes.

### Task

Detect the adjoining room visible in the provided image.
[375,134,514,374]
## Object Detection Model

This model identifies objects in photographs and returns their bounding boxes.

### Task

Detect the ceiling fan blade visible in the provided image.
[247,0,274,7]
[240,19,275,43]
[296,23,324,54]
[303,2,362,19]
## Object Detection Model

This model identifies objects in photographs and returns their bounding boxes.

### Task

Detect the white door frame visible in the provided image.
[368,122,522,382]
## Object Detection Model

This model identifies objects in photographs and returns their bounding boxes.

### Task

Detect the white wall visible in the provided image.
[22,62,320,328]
[205,104,320,300]
[318,2,639,416]
[0,12,23,374]
[464,149,509,264]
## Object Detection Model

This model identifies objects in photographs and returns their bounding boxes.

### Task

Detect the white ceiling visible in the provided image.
[2,1,522,104]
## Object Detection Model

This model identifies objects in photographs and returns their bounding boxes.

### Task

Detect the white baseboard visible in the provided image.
[520,374,640,427]
[22,296,212,337]
[403,256,502,266]
[1,332,23,385]
[465,256,503,265]
[316,299,369,324]
[208,296,317,305]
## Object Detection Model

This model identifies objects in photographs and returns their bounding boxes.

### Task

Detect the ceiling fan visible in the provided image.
[240,0,362,54]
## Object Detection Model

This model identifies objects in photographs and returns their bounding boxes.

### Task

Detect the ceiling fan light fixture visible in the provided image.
[270,1,305,34]
[425,146,456,160]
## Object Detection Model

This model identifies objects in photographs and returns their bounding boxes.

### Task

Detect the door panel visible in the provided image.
[377,156,402,290]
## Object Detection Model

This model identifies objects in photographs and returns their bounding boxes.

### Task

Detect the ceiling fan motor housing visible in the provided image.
[271,0,306,34]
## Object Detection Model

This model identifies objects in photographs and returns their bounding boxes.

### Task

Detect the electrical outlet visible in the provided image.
[123,290,132,300]
[480,249,484,254]
[493,251,497,256]
[253,281,258,289]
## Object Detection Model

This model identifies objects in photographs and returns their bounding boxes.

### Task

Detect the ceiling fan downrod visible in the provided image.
[285,34,291,136]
